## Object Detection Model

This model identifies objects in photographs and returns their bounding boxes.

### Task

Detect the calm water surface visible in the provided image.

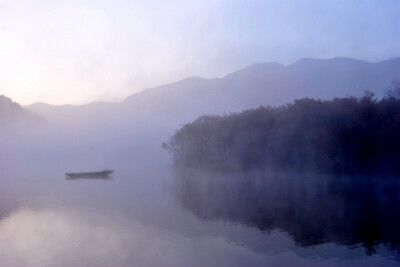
[0,161,399,266]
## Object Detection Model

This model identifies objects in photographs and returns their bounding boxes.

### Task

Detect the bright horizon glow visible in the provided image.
[0,0,399,105]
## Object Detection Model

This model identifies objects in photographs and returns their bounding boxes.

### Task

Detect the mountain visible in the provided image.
[0,95,42,127]
[121,57,400,123]
[27,101,117,126]
[19,56,400,163]
[26,56,400,128]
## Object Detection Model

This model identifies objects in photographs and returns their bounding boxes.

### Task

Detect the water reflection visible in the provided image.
[172,169,400,258]
[0,199,16,221]
[66,176,113,180]
[0,208,180,267]
[0,165,399,266]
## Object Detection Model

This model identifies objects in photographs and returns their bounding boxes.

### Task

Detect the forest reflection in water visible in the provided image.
[0,163,400,266]
[172,169,400,258]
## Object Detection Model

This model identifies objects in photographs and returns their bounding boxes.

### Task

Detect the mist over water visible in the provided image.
[0,0,398,264]
[0,123,399,266]
[0,57,400,266]
[173,169,400,253]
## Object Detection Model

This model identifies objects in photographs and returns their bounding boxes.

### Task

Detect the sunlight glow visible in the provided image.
[0,0,398,105]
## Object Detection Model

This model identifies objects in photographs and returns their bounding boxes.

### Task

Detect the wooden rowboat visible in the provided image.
[65,170,113,178]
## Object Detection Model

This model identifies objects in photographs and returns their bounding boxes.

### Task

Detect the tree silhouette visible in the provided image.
[166,91,400,175]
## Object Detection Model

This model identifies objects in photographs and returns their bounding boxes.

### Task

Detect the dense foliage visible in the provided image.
[166,89,400,175]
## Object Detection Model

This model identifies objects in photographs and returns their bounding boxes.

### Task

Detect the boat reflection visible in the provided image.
[66,176,113,180]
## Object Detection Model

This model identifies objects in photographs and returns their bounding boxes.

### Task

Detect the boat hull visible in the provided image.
[65,170,113,178]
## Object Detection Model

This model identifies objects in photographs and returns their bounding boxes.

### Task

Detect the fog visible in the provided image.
[0,56,399,265]
[1,56,399,173]
[0,0,399,264]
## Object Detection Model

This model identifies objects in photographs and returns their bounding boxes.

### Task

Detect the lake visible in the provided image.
[0,160,399,266]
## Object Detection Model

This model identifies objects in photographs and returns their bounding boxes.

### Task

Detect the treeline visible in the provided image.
[165,87,400,175]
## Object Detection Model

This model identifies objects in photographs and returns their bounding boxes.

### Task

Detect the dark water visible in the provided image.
[0,162,399,266]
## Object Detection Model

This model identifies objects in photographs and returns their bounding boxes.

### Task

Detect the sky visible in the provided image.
[0,0,399,105]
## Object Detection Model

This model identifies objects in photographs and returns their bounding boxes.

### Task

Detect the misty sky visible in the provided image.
[0,0,399,105]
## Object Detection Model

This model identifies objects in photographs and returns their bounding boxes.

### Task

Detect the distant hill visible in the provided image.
[0,95,42,127]
[19,56,400,163]
[26,56,400,127]
[122,57,400,123]
[27,101,117,125]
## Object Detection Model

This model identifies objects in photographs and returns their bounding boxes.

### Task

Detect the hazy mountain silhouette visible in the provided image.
[121,57,400,122]
[27,101,117,126]
[0,95,42,127]
[25,56,400,129]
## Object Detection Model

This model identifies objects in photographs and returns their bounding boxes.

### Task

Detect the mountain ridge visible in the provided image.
[0,95,42,127]
[25,56,400,108]
[25,56,400,126]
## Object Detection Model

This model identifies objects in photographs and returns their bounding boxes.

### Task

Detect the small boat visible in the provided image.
[65,170,113,178]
